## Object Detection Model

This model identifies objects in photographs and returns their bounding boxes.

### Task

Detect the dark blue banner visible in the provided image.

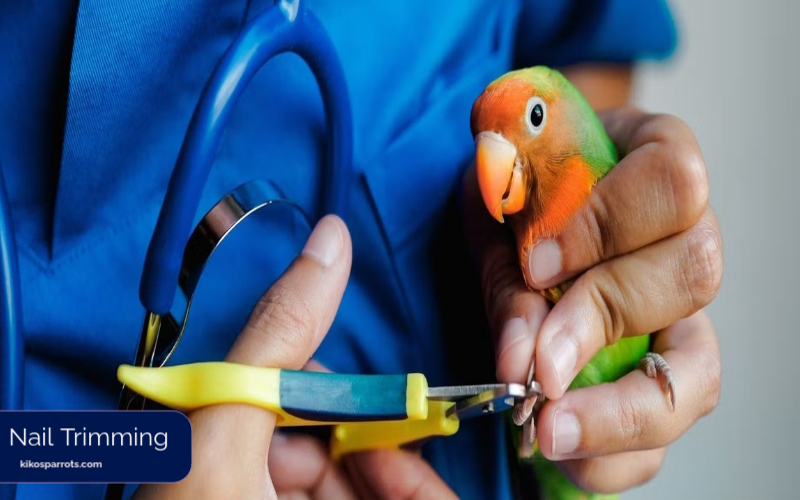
[0,411,191,483]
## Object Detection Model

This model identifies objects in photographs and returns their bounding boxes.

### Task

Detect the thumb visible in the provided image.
[146,215,352,499]
[222,213,351,449]
[227,214,352,370]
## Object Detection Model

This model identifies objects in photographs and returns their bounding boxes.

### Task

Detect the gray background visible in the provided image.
[628,1,798,498]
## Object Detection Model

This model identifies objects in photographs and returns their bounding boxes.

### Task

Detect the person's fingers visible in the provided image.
[535,310,721,460]
[534,209,722,399]
[344,450,459,500]
[302,359,330,373]
[601,107,695,159]
[270,433,358,500]
[215,214,351,439]
[270,360,357,500]
[463,165,550,384]
[277,493,310,500]
[479,221,549,384]
[301,361,457,500]
[299,361,459,500]
[228,214,352,368]
[522,108,709,290]
[555,448,668,495]
[162,216,352,499]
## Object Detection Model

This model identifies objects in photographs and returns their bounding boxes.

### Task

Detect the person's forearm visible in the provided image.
[559,63,634,111]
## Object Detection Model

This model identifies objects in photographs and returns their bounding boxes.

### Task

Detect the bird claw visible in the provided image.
[639,352,676,411]
[514,361,541,458]
[518,418,536,458]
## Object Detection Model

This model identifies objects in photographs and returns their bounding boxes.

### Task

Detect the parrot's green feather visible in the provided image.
[494,67,652,500]
[571,336,650,391]
[553,68,618,180]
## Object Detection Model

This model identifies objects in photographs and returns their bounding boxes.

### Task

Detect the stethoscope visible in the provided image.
[0,1,353,499]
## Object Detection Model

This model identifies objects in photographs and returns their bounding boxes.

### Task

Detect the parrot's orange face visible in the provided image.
[470,69,597,243]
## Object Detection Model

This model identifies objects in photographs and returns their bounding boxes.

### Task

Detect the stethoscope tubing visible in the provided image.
[139,0,353,316]
[0,165,24,500]
[0,1,352,499]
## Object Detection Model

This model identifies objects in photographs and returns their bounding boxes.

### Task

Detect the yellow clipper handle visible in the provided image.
[117,362,461,457]
[331,400,459,461]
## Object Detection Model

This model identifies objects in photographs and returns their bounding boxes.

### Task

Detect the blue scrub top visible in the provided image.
[0,1,676,498]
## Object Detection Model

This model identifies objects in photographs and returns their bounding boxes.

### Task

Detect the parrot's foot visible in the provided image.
[513,361,541,458]
[513,395,538,458]
[639,352,676,411]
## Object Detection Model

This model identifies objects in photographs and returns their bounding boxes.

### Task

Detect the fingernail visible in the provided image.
[497,317,529,363]
[302,215,343,267]
[528,239,561,285]
[545,333,577,393]
[552,411,581,457]
[497,313,542,383]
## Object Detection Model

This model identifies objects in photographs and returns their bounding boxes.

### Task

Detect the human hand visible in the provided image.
[133,215,458,500]
[464,108,723,493]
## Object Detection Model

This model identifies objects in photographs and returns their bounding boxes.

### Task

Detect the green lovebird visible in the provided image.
[470,66,675,500]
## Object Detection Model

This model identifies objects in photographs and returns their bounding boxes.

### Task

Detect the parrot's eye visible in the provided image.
[531,105,543,126]
[526,97,546,136]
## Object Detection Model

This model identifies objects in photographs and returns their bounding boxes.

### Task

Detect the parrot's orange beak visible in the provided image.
[475,131,524,223]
